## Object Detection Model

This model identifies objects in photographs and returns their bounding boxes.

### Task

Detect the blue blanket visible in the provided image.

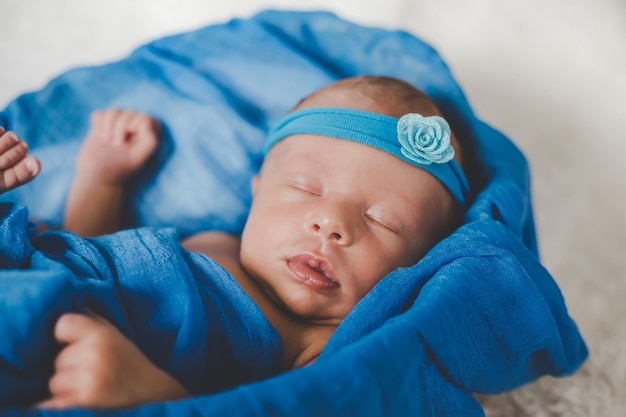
[0,9,587,417]
[0,205,281,405]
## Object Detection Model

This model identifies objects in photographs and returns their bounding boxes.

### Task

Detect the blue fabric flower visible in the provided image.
[397,114,454,165]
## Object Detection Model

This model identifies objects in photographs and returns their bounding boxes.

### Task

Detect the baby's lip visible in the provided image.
[287,253,339,291]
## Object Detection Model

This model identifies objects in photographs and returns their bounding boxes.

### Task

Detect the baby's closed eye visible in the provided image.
[364,208,400,233]
[291,177,324,197]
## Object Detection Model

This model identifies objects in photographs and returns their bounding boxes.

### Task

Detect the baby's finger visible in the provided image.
[0,131,20,156]
[130,113,158,132]
[0,155,40,193]
[37,370,80,409]
[36,391,88,410]
[88,111,104,131]
[53,313,103,344]
[36,396,66,410]
[0,141,29,171]
[47,368,77,398]
[99,108,123,142]
[129,114,159,153]
[52,339,86,371]
[141,115,162,140]
[7,155,40,179]
[113,111,138,144]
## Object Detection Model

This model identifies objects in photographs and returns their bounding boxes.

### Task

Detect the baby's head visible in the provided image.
[240,76,470,325]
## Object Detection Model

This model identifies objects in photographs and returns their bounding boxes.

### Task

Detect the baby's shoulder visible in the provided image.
[181,231,241,261]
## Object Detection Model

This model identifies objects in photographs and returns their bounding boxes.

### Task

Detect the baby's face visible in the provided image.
[240,134,455,325]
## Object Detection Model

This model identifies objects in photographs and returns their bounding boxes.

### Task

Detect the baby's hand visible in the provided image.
[0,126,40,194]
[38,313,189,410]
[76,110,160,186]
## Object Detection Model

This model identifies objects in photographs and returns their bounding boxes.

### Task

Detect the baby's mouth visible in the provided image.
[287,254,339,290]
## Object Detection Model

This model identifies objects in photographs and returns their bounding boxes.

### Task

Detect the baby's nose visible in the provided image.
[308,203,355,246]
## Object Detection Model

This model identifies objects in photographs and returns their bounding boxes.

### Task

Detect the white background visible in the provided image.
[2,1,625,414]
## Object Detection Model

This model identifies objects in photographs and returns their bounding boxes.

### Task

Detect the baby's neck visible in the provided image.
[233,260,336,369]
[181,231,336,369]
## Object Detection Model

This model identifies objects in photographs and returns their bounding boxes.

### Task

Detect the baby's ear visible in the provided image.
[250,176,260,196]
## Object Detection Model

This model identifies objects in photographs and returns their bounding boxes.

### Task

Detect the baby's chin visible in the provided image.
[277,296,348,326]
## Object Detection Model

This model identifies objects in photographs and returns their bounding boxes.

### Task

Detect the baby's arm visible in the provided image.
[0,127,40,194]
[64,110,159,237]
[38,313,189,410]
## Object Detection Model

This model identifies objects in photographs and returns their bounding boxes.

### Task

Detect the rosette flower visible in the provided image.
[397,113,454,165]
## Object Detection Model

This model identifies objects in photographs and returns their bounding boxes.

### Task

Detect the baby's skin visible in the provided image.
[64,109,160,236]
[0,126,40,193]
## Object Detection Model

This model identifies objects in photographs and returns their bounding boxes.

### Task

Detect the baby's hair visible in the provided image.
[328,76,439,117]
[297,76,436,115]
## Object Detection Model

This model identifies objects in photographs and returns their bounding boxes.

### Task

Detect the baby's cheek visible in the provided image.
[356,267,389,298]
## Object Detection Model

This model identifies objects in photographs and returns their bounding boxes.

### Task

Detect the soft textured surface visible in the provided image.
[2,1,625,416]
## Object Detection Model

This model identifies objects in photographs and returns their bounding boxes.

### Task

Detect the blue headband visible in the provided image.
[265,107,470,205]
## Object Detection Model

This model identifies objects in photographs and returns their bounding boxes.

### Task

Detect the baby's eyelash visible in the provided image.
[298,187,321,196]
[365,213,398,233]
[291,181,323,196]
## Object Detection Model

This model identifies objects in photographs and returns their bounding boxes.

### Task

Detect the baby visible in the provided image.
[0,75,470,409]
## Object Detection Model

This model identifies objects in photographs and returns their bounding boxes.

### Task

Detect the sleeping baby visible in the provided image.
[0,75,471,409]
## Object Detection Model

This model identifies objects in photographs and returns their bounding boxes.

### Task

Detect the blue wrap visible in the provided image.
[0,203,281,406]
[0,9,586,417]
